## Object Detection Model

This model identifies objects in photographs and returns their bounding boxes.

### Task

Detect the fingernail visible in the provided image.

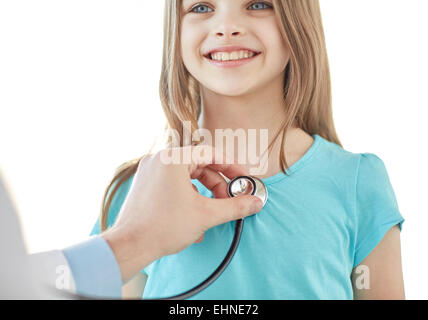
[251,199,263,212]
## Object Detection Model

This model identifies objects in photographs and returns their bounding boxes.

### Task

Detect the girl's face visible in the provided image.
[180,0,290,97]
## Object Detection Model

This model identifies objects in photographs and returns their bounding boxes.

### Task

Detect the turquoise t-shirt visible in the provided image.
[90,134,405,299]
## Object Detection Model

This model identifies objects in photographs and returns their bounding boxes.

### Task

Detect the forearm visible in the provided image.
[101,225,161,284]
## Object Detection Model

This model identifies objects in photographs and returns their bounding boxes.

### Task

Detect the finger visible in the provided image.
[190,167,229,198]
[190,171,228,199]
[202,195,264,227]
[188,145,249,180]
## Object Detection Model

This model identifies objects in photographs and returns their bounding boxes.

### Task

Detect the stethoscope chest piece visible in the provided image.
[227,175,268,208]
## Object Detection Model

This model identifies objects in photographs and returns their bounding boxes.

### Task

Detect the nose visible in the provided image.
[212,12,246,40]
[215,30,242,40]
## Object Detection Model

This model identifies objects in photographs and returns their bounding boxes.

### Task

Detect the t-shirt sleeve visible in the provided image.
[353,153,405,268]
[89,174,149,276]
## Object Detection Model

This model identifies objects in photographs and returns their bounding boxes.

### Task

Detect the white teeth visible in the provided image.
[210,50,256,61]
[230,51,239,60]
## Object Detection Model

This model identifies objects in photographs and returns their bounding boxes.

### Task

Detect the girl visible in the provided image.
[90,0,405,299]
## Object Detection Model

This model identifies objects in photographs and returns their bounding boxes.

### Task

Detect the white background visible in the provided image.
[1,1,427,299]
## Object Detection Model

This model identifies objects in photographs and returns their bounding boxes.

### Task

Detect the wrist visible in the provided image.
[101,226,159,284]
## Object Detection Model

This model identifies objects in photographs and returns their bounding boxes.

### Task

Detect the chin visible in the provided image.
[204,82,256,97]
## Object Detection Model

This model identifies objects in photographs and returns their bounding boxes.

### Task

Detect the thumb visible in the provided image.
[203,195,264,227]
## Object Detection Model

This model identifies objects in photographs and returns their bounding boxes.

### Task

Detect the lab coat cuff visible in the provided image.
[62,236,122,299]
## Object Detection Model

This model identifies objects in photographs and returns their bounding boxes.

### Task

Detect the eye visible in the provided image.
[248,2,273,10]
[189,1,273,14]
[190,4,214,14]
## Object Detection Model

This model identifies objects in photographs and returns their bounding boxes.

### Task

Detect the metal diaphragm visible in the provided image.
[227,175,268,208]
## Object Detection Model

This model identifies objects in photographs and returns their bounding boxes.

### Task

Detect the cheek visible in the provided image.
[180,23,203,68]
[260,23,290,69]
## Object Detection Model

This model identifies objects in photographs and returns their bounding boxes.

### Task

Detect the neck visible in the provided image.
[198,71,287,131]
[197,73,303,179]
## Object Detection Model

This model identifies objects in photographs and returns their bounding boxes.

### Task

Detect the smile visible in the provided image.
[203,51,262,68]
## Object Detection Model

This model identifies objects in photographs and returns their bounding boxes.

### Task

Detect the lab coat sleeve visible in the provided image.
[61,236,123,299]
[1,173,122,299]
[0,174,42,299]
[29,249,77,296]
[31,236,122,299]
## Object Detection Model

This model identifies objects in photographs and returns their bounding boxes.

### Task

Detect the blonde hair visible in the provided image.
[99,0,342,231]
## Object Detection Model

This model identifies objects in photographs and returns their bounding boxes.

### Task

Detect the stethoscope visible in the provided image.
[144,175,268,300]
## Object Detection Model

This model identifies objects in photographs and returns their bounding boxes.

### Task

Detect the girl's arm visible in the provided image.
[351,225,405,299]
[122,272,147,299]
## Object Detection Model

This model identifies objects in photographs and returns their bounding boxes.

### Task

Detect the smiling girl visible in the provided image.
[90,0,405,299]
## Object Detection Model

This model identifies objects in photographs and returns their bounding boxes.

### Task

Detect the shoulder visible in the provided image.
[90,173,135,235]
[317,135,387,171]
[314,135,361,174]
[355,152,397,204]
[104,174,135,228]
[327,144,401,230]
[110,175,135,202]
[357,152,388,178]
[313,136,394,196]
[316,138,402,217]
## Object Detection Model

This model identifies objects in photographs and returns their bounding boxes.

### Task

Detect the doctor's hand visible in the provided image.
[101,145,264,283]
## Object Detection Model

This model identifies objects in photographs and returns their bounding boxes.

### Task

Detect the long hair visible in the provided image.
[99,0,342,231]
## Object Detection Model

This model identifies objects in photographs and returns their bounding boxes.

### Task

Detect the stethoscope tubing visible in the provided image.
[143,175,265,300]
[148,218,244,300]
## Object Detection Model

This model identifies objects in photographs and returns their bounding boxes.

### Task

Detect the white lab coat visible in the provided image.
[0,173,77,299]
